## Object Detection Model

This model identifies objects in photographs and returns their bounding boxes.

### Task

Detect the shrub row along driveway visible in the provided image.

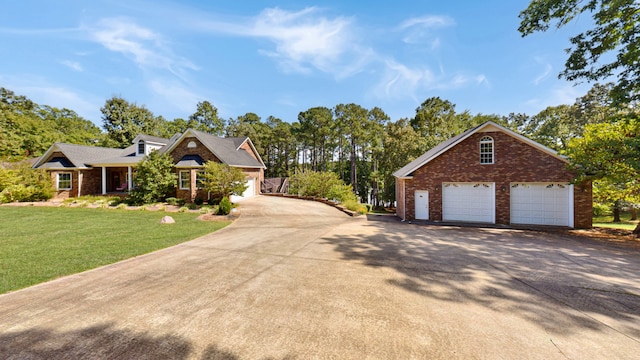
[0,196,639,359]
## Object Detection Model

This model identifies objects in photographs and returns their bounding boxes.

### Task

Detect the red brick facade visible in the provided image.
[170,136,264,202]
[399,131,592,228]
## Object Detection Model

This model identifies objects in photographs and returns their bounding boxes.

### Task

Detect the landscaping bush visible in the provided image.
[194,197,204,205]
[327,183,357,203]
[343,199,368,215]
[218,196,232,215]
[127,152,176,205]
[165,197,178,206]
[0,164,53,203]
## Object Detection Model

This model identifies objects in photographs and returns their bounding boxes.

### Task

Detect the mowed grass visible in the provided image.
[593,211,638,230]
[0,206,230,294]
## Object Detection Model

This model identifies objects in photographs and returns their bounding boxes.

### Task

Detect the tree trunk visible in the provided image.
[350,138,357,193]
[634,223,640,237]
[631,207,637,221]
[613,201,621,223]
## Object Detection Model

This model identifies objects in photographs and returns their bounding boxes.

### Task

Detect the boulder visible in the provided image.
[160,215,175,224]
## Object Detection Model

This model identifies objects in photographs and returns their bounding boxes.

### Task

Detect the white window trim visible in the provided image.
[179,170,190,190]
[138,140,145,156]
[57,172,72,190]
[479,136,494,164]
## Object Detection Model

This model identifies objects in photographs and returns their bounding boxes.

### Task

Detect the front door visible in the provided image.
[415,190,429,220]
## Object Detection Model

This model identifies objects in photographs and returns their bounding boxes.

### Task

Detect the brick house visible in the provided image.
[393,121,592,228]
[33,129,265,203]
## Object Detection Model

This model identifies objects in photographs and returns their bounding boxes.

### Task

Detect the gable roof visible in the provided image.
[33,143,127,169]
[34,130,266,170]
[393,121,567,178]
[162,129,266,169]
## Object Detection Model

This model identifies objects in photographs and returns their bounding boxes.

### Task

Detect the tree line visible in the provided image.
[1,83,636,211]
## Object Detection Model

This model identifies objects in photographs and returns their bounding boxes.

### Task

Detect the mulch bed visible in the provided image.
[568,227,640,249]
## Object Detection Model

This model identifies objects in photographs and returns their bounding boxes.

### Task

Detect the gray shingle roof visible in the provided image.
[35,143,127,169]
[34,130,266,170]
[187,129,265,168]
[136,134,170,144]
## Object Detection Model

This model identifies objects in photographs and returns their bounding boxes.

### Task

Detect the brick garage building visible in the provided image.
[394,121,592,229]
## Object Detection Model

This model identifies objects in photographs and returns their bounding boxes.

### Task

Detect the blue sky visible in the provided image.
[0,0,594,127]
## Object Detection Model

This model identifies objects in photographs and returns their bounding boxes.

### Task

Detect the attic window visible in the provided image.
[187,141,197,148]
[479,136,494,164]
[138,140,145,155]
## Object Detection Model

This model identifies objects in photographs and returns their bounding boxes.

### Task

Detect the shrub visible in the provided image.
[327,183,357,203]
[187,203,198,210]
[218,196,232,215]
[344,199,368,215]
[0,164,53,203]
[200,162,248,203]
[194,197,204,205]
[178,206,189,213]
[165,197,178,206]
[127,152,176,205]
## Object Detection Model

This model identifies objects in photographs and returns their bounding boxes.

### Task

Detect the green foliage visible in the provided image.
[327,183,357,203]
[201,161,248,202]
[343,199,368,214]
[0,163,54,203]
[189,101,225,135]
[1,87,103,160]
[127,152,177,205]
[289,170,361,206]
[519,0,640,104]
[218,196,232,215]
[566,118,640,229]
[101,96,169,148]
[592,203,611,216]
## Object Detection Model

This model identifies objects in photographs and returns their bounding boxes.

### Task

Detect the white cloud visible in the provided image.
[398,15,455,46]
[399,15,455,30]
[88,17,197,78]
[532,57,553,85]
[194,7,369,76]
[524,84,586,113]
[148,79,201,115]
[374,60,488,101]
[61,60,83,72]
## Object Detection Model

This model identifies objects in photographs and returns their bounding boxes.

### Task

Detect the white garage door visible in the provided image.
[230,178,256,202]
[510,183,573,227]
[442,182,495,223]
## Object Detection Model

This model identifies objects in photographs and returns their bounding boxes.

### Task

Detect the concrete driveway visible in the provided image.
[0,196,639,359]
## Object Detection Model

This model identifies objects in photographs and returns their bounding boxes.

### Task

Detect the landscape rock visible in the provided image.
[160,215,175,224]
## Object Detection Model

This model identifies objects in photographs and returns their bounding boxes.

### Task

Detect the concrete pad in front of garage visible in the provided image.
[0,195,638,359]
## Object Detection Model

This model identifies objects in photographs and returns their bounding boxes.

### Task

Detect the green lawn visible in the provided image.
[0,206,230,294]
[593,211,639,230]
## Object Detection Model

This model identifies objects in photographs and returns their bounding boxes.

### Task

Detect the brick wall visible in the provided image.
[170,136,264,202]
[402,131,592,228]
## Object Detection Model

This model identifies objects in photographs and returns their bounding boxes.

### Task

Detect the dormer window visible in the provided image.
[138,140,145,155]
[480,136,494,164]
